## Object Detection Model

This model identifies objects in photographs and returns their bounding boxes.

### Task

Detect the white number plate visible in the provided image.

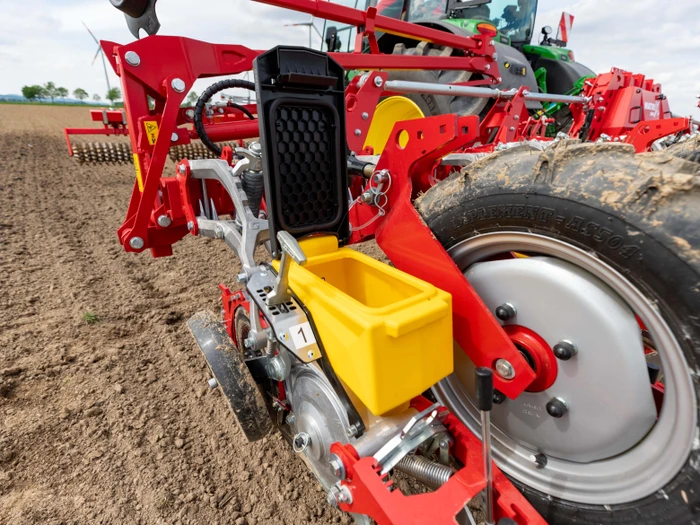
[289,322,317,349]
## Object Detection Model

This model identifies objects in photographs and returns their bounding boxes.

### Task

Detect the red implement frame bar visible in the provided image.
[330,396,546,525]
[569,68,688,147]
[260,0,499,82]
[64,109,130,156]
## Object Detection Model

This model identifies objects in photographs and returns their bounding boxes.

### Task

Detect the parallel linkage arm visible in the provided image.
[257,0,500,81]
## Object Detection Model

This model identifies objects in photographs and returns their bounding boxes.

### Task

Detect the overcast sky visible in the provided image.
[0,0,698,117]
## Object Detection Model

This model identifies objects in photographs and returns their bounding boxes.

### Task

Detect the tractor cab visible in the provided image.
[411,0,537,45]
[322,0,537,52]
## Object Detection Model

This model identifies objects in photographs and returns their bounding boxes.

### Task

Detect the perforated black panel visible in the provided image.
[254,46,348,257]
[273,104,339,229]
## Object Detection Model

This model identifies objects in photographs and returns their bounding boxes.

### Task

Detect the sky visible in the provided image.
[0,0,698,117]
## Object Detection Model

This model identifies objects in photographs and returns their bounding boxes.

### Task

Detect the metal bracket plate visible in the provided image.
[246,269,322,363]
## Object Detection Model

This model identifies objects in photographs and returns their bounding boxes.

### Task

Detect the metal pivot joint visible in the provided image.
[267,231,307,306]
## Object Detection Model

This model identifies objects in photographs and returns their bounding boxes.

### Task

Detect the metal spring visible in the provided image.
[395,455,456,490]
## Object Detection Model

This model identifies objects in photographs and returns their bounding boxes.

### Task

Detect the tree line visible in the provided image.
[21,82,122,104]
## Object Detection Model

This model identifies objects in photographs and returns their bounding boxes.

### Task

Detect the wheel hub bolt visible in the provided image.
[495,359,515,380]
[546,397,568,418]
[553,340,577,361]
[530,453,547,469]
[493,390,507,405]
[292,432,311,453]
[495,303,517,321]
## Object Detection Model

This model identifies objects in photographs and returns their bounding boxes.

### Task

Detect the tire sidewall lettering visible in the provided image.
[464,202,642,260]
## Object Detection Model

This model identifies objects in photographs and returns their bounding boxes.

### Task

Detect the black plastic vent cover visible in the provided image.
[254,47,349,257]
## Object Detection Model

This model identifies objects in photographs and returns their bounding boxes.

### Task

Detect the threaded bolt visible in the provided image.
[329,454,346,479]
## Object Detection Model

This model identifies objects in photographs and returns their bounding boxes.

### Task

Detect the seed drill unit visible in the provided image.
[102,0,700,523]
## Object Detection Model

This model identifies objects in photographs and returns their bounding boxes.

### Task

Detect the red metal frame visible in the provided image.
[624,117,691,153]
[102,4,699,520]
[329,396,546,525]
[260,0,499,83]
[569,69,687,147]
[345,72,388,153]
[64,109,130,156]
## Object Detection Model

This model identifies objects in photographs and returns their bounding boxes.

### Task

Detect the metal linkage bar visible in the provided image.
[383,80,589,105]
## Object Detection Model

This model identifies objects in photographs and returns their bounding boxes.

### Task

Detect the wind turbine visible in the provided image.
[284,18,323,48]
[83,22,112,95]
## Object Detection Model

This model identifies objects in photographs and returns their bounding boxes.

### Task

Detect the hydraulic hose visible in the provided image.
[194,79,256,156]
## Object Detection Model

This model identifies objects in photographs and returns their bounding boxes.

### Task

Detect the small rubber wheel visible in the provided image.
[417,142,700,524]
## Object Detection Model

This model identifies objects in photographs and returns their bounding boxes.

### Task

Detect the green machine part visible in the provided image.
[523,43,574,63]
[536,75,593,117]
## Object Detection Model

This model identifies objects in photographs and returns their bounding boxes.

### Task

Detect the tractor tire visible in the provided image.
[416,141,700,524]
[387,41,489,118]
[667,135,700,163]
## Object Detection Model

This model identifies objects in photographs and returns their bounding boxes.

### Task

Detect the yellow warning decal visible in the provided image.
[143,120,160,145]
[133,154,144,192]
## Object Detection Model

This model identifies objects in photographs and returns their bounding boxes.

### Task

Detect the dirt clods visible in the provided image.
[0,105,346,524]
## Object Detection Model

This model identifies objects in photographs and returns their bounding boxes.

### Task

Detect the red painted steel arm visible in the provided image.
[256,0,499,80]
[329,396,546,525]
[624,117,691,152]
[102,37,260,256]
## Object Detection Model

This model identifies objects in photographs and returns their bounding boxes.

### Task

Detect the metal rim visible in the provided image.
[433,232,697,505]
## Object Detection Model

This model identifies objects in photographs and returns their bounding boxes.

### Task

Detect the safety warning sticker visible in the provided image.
[143,120,160,145]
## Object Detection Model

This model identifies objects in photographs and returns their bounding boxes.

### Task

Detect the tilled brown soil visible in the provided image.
[0,105,352,524]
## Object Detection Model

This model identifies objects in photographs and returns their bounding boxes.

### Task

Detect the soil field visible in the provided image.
[0,104,360,524]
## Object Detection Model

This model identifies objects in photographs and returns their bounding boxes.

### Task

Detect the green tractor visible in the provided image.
[322,0,594,126]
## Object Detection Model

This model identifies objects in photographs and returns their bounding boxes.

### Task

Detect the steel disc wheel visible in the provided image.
[416,142,700,524]
[433,232,696,504]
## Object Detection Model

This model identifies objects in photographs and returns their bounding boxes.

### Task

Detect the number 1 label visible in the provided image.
[289,322,317,349]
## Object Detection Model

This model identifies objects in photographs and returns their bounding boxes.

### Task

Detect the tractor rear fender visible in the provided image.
[526,55,596,95]
[378,21,542,110]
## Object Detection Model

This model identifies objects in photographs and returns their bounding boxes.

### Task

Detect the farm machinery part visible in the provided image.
[105,0,700,524]
[63,98,256,164]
